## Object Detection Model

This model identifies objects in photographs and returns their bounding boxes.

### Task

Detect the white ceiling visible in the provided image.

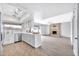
[38,12,73,24]
[0,3,75,25]
[7,3,75,19]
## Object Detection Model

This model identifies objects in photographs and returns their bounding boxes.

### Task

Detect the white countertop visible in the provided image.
[14,32,40,35]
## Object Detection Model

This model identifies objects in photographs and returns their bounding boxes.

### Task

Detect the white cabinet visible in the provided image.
[3,29,22,45]
[14,33,22,42]
[22,33,41,48]
[14,33,19,42]
[3,29,14,45]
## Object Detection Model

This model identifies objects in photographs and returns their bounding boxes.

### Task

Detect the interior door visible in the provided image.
[0,12,3,55]
[0,12,1,44]
[72,3,79,56]
[0,12,1,54]
[77,3,79,55]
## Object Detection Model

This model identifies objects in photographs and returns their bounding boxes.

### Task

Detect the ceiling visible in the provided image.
[0,3,75,25]
[7,3,75,19]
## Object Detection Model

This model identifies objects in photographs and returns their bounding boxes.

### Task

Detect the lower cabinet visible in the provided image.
[14,33,22,42]
[22,33,41,48]
[3,29,14,45]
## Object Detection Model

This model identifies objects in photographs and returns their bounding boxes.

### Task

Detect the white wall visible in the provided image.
[40,24,50,35]
[61,22,71,37]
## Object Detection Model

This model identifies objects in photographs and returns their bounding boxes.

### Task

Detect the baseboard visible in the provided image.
[14,40,22,43]
[60,36,70,39]
[42,34,50,36]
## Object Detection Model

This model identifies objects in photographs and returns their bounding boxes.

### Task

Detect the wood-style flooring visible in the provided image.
[0,36,74,56]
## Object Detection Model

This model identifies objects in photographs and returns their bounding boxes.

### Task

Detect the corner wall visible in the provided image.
[60,22,71,38]
[40,24,50,35]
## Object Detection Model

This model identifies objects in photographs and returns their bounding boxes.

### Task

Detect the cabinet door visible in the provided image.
[4,30,10,44]
[3,30,14,45]
[22,34,29,43]
[10,30,14,43]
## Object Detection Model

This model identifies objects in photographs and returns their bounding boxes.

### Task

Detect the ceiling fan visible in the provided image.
[13,8,25,20]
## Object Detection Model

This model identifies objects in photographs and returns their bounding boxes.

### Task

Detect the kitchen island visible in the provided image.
[22,33,41,48]
[14,32,41,48]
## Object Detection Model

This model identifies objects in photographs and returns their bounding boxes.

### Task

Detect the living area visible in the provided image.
[0,3,78,56]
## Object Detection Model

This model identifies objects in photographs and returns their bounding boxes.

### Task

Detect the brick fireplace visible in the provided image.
[50,23,60,37]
